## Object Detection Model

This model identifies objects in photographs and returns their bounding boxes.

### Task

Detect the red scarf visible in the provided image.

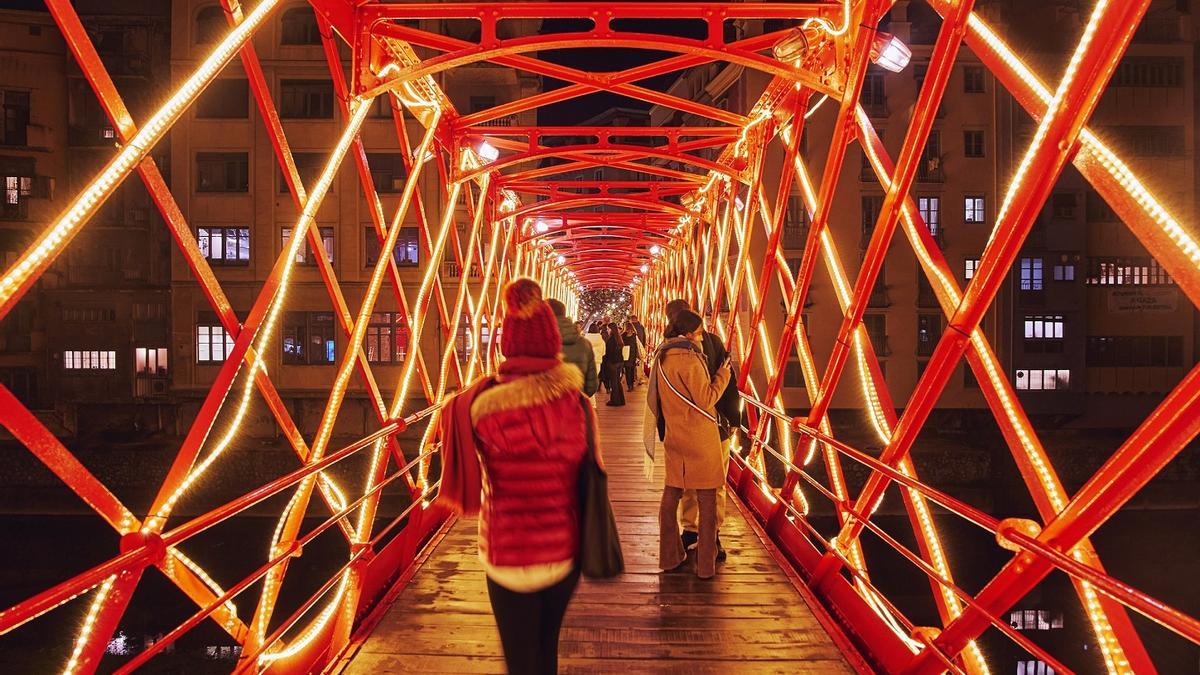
[438,356,562,515]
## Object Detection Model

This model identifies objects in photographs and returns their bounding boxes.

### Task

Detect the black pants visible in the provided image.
[486,568,581,675]
[605,363,625,405]
[624,359,637,390]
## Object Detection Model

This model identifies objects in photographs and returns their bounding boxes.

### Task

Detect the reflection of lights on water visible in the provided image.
[105,631,129,656]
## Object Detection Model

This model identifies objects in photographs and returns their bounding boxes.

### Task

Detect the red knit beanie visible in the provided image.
[500,278,561,359]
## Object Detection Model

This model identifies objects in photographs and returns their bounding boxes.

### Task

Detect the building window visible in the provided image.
[1107,125,1185,157]
[917,314,940,357]
[1009,610,1064,631]
[863,314,889,357]
[964,195,986,223]
[196,152,249,192]
[1016,661,1056,675]
[861,72,886,114]
[963,65,985,93]
[1086,190,1118,222]
[963,130,985,158]
[1111,57,1183,87]
[282,312,336,365]
[1023,315,1064,353]
[1019,257,1043,291]
[1014,369,1070,391]
[195,5,226,44]
[280,80,334,119]
[1,90,30,146]
[367,153,408,193]
[1086,256,1175,286]
[281,226,334,265]
[280,7,321,45]
[861,195,884,236]
[198,226,250,266]
[965,258,979,281]
[63,350,116,370]
[62,307,116,322]
[918,131,942,181]
[365,312,409,363]
[1087,335,1183,367]
[135,347,168,375]
[365,226,420,267]
[197,323,234,363]
[196,79,249,119]
[279,152,324,193]
[1052,264,1075,281]
[783,358,806,388]
[917,196,940,236]
[1052,193,1077,219]
[1,156,36,220]
[783,193,808,247]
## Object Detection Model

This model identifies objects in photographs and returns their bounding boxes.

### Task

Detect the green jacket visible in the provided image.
[557,316,599,396]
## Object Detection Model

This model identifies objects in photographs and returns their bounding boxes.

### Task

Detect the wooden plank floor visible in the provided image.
[340,386,854,674]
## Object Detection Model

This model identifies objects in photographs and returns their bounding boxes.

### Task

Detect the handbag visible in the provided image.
[577,396,624,579]
[621,344,631,361]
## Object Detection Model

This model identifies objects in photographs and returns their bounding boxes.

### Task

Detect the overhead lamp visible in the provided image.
[649,244,662,255]
[734,196,745,211]
[870,32,911,73]
[771,27,813,63]
[535,220,550,233]
[557,254,567,264]
[640,264,649,274]
[478,141,500,161]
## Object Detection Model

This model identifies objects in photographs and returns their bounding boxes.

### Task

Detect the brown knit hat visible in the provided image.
[500,278,561,358]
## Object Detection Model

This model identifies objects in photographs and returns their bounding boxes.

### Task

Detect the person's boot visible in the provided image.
[716,535,727,562]
[681,530,699,551]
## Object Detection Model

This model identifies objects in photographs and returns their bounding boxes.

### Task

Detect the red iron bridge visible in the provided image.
[0,1,1198,673]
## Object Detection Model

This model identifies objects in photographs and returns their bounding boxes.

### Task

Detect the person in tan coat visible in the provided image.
[652,309,732,579]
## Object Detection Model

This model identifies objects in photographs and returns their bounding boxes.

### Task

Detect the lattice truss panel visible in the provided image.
[0,0,1196,673]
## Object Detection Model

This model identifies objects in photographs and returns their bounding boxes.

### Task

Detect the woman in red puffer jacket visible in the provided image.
[440,277,592,675]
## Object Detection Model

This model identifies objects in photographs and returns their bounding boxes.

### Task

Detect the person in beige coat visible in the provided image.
[652,309,731,579]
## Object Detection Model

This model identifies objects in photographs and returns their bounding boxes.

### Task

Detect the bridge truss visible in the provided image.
[0,0,1197,673]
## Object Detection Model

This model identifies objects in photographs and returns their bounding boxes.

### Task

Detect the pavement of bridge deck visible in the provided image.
[338,386,855,674]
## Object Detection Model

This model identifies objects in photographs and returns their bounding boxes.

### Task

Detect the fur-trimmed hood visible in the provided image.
[470,362,584,422]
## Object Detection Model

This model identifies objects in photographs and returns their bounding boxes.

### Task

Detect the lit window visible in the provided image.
[365,226,420,267]
[197,324,234,363]
[964,195,986,223]
[64,350,116,370]
[1016,660,1055,675]
[1009,609,1064,631]
[964,258,980,280]
[281,226,334,265]
[1014,369,1070,391]
[198,226,250,265]
[917,195,940,236]
[1019,257,1043,291]
[1086,256,1174,286]
[1023,315,1064,353]
[135,347,168,375]
[365,313,409,363]
[282,312,336,365]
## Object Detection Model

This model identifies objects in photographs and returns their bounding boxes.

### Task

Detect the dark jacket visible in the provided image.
[623,332,641,362]
[603,334,626,366]
[632,321,647,346]
[556,315,598,396]
[700,331,741,436]
[471,363,588,567]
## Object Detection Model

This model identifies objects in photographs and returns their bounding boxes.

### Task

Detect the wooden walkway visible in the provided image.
[339,387,855,674]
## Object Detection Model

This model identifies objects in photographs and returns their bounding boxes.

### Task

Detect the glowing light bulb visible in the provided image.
[478,141,500,161]
[734,196,745,211]
[871,33,911,73]
[556,254,566,264]
[650,244,662,255]
[640,264,649,273]
[535,219,550,233]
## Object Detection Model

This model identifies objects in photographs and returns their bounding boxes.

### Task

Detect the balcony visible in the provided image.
[135,374,169,398]
[916,156,944,183]
[475,114,518,128]
[442,261,482,279]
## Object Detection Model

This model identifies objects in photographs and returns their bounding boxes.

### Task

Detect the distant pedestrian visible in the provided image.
[439,278,595,674]
[602,322,627,406]
[622,320,642,391]
[549,298,598,397]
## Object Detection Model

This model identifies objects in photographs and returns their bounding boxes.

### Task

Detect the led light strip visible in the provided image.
[0,0,282,312]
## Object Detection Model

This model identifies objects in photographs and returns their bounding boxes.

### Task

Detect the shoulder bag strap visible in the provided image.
[656,366,718,424]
